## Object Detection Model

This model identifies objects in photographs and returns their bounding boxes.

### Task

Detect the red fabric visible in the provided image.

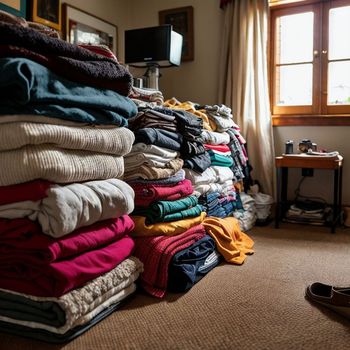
[133,224,206,298]
[204,144,231,152]
[0,180,51,205]
[0,215,134,264]
[131,179,194,207]
[0,235,134,297]
[78,44,118,61]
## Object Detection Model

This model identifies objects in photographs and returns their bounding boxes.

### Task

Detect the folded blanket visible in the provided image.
[0,122,134,154]
[0,235,135,297]
[0,256,142,334]
[0,180,51,205]
[0,22,132,95]
[0,145,125,186]
[0,57,137,125]
[168,235,221,293]
[133,195,200,224]
[131,212,206,237]
[0,215,134,264]
[202,217,254,264]
[130,178,193,207]
[133,224,206,298]
[0,179,135,237]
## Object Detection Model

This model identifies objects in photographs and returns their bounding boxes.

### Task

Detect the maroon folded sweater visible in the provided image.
[0,21,132,95]
[130,179,194,207]
[133,224,206,298]
[0,215,134,263]
[0,179,51,205]
[0,234,135,297]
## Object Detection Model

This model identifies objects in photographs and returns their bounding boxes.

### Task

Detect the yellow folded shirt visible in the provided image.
[131,212,206,237]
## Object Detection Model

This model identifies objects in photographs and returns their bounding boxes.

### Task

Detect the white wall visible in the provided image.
[63,0,350,205]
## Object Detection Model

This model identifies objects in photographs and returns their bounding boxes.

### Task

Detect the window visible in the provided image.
[269,0,350,124]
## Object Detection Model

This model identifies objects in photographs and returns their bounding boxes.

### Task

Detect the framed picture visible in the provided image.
[62,4,118,56]
[0,0,26,18]
[159,6,194,62]
[31,0,61,31]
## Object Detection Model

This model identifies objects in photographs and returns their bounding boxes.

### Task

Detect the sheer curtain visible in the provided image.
[219,0,275,197]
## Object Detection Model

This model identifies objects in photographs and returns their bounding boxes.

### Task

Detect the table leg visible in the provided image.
[332,168,339,233]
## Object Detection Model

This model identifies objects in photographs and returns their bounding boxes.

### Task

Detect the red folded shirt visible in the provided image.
[204,144,231,152]
[133,224,206,298]
[0,179,51,205]
[0,235,135,297]
[0,215,134,264]
[131,179,194,207]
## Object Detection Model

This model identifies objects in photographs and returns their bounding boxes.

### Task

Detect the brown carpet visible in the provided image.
[1,223,350,350]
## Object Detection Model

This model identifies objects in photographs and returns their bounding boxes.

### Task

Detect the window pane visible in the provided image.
[278,12,313,64]
[329,6,350,60]
[328,61,350,105]
[276,64,313,105]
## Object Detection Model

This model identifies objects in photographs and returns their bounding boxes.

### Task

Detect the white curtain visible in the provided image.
[219,0,275,197]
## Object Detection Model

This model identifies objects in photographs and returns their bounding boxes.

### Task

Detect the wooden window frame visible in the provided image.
[269,0,350,126]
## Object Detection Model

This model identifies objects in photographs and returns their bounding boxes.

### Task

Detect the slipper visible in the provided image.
[305,282,350,320]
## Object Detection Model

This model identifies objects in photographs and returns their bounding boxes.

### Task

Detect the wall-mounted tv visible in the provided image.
[124,25,183,67]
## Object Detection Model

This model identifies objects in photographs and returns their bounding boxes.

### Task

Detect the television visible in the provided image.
[124,25,183,67]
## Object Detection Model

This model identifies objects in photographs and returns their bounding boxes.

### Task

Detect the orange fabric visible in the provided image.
[131,212,206,237]
[203,217,254,264]
[163,98,212,131]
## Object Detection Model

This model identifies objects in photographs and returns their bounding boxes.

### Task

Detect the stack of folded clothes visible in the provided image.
[162,99,254,263]
[0,14,143,343]
[124,90,220,297]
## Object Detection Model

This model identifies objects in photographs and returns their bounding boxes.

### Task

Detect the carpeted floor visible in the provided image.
[1,222,350,350]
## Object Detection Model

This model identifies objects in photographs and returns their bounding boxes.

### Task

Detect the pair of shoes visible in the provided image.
[305,282,350,320]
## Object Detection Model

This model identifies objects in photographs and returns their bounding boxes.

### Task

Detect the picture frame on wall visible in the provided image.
[31,0,61,31]
[0,0,26,18]
[62,4,118,56]
[159,6,194,62]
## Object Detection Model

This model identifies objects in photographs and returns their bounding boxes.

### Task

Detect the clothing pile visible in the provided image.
[126,89,220,297]
[0,15,142,343]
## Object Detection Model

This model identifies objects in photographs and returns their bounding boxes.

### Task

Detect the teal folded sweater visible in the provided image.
[0,57,137,125]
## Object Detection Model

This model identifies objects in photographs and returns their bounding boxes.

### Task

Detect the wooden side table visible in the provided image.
[275,154,343,233]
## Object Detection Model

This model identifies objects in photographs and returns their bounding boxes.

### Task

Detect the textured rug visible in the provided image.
[1,223,350,350]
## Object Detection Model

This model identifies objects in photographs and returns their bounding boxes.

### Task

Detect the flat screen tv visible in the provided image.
[124,25,183,67]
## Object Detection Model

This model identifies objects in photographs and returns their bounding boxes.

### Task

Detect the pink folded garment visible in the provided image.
[133,224,206,298]
[0,235,135,297]
[0,179,51,205]
[0,215,134,264]
[130,179,193,207]
[204,144,231,153]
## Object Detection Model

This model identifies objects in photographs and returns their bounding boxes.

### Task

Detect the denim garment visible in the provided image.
[168,235,221,293]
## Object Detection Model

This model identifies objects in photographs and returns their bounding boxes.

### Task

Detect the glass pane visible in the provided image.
[328,61,350,105]
[278,12,313,64]
[329,6,350,60]
[276,64,313,105]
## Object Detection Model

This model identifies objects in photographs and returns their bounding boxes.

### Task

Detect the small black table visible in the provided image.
[275,154,343,233]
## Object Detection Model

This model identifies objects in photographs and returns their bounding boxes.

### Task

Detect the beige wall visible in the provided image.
[62,0,350,205]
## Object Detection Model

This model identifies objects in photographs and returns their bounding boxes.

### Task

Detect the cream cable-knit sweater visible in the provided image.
[0,145,125,186]
[0,121,134,155]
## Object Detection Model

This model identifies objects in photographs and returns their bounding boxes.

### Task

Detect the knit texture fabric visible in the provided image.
[0,22,132,95]
[0,145,125,186]
[0,257,143,334]
[0,122,134,154]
